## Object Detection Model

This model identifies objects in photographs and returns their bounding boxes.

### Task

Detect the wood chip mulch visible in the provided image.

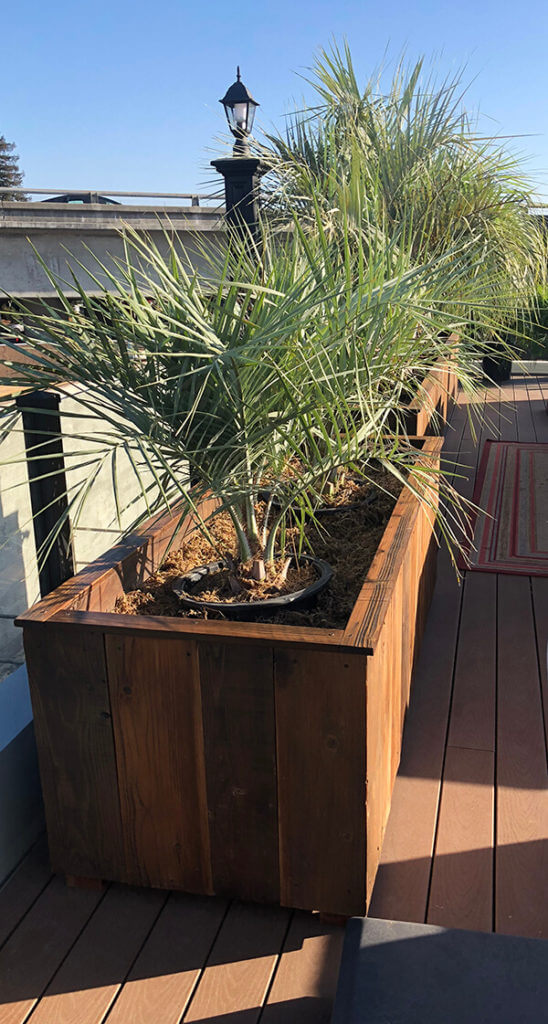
[114,471,402,630]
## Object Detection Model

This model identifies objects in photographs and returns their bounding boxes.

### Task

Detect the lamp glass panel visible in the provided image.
[246,101,257,132]
[233,101,249,130]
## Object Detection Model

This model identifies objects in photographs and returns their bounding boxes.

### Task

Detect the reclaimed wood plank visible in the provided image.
[0,839,51,950]
[496,574,548,938]
[182,901,289,1022]
[0,877,103,1024]
[105,892,228,1024]
[199,642,279,904]
[22,625,125,881]
[261,911,344,1024]
[448,572,496,752]
[48,611,346,651]
[106,634,212,893]
[27,885,165,1024]
[275,650,367,916]
[427,745,494,932]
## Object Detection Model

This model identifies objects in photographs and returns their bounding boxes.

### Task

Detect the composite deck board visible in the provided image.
[499,379,517,442]
[261,912,344,1024]
[367,541,462,923]
[446,572,496,752]
[427,745,494,932]
[181,901,290,1022]
[514,376,537,441]
[26,885,166,1024]
[531,575,548,766]
[0,839,52,950]
[0,877,103,1024]
[528,375,548,441]
[496,573,548,939]
[368,388,472,922]
[104,892,229,1024]
[374,376,548,942]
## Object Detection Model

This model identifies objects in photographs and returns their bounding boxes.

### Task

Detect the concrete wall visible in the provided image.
[0,202,225,298]
[0,666,44,883]
[0,410,40,682]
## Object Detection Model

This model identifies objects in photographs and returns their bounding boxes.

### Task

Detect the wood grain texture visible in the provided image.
[343,437,442,649]
[275,650,367,916]
[106,634,212,892]
[27,885,165,1024]
[0,876,103,1024]
[182,901,290,1023]
[427,745,494,932]
[22,624,125,880]
[50,610,346,650]
[406,350,458,436]
[261,911,344,1024]
[199,643,279,903]
[106,892,228,1024]
[496,573,548,939]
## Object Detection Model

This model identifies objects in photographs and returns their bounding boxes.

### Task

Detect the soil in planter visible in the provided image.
[114,470,403,630]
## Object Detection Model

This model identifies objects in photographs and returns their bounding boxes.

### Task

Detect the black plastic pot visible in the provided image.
[482,344,512,383]
[171,554,333,620]
[260,484,381,520]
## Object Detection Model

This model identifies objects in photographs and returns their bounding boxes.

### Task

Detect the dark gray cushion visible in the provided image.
[332,917,548,1024]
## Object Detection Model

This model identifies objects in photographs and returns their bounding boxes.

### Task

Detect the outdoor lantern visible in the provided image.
[220,68,259,155]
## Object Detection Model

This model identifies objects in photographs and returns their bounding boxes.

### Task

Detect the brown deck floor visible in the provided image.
[2,376,548,1024]
[370,374,548,938]
[0,838,344,1024]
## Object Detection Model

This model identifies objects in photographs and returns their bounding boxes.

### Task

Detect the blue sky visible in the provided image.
[2,0,548,201]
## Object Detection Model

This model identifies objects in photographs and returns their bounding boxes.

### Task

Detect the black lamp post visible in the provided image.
[211,68,265,241]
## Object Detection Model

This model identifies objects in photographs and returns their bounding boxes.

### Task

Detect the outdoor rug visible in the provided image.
[461,440,548,576]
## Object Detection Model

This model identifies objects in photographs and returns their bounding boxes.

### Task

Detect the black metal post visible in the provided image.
[16,391,75,597]
[211,156,264,242]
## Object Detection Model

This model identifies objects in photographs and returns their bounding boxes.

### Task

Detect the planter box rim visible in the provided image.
[16,435,443,653]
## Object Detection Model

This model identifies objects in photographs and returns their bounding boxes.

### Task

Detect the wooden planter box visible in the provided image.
[17,436,443,917]
[404,341,459,435]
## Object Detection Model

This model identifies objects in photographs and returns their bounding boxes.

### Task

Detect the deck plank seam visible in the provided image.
[97,888,172,1024]
[0,840,53,956]
[528,575,548,775]
[176,896,235,1023]
[19,881,112,1024]
[423,567,467,924]
[255,909,296,1022]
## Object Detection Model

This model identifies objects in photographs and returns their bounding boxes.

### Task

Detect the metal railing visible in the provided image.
[0,187,219,206]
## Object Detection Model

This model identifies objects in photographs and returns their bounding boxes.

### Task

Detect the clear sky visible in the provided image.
[2,0,548,202]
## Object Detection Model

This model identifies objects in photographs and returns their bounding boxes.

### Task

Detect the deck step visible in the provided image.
[332,917,548,1023]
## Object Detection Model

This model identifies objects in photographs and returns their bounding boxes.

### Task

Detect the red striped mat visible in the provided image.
[461,440,548,576]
